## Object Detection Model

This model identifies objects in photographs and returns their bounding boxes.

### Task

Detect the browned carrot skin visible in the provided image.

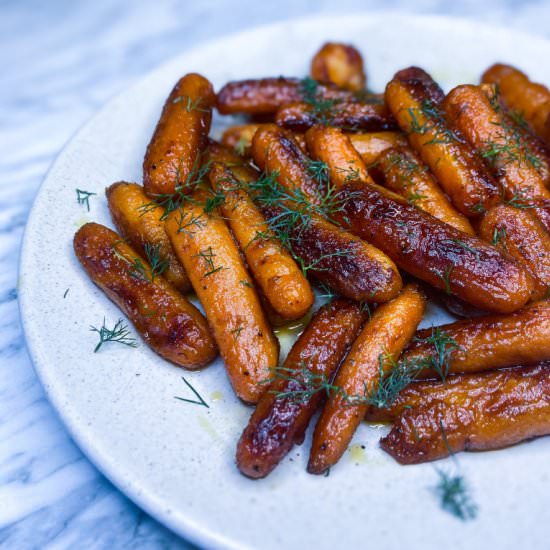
[310,42,366,91]
[375,147,475,234]
[479,205,550,300]
[73,223,217,369]
[236,298,365,479]
[261,204,402,303]
[106,182,191,293]
[209,163,314,320]
[480,83,550,187]
[334,180,535,313]
[482,63,550,145]
[165,188,279,403]
[443,84,550,232]
[216,77,354,115]
[308,284,426,474]
[252,124,323,202]
[221,124,307,154]
[378,363,550,464]
[349,132,409,166]
[204,140,260,185]
[402,300,550,379]
[143,73,215,198]
[385,67,501,217]
[275,101,397,133]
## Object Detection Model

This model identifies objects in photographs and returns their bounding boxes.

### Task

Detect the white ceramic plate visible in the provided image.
[20,14,550,550]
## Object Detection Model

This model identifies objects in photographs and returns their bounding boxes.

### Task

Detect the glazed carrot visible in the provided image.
[106,182,191,293]
[143,73,215,198]
[73,223,217,369]
[385,67,500,216]
[379,363,550,464]
[237,298,365,479]
[216,77,354,115]
[209,163,314,320]
[304,124,534,312]
[349,131,408,166]
[251,125,402,302]
[479,205,550,300]
[310,42,366,91]
[402,300,550,379]
[443,84,550,232]
[307,284,426,474]
[204,140,260,185]
[275,101,396,132]
[375,147,475,234]
[480,83,550,187]
[221,124,307,154]
[305,125,372,187]
[334,180,535,313]
[482,63,550,145]
[165,187,279,403]
[251,124,324,202]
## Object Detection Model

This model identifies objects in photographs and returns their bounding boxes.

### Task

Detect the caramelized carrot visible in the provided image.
[73,223,217,369]
[165,188,279,403]
[443,84,550,232]
[209,163,314,320]
[349,131,408,166]
[237,298,364,478]
[310,42,366,91]
[106,182,191,292]
[308,284,426,474]
[143,73,215,197]
[385,67,500,216]
[379,363,550,464]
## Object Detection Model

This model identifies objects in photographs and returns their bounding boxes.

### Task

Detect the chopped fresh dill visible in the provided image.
[240,279,253,288]
[76,189,97,212]
[299,77,339,124]
[416,327,461,382]
[306,159,330,186]
[406,100,460,145]
[174,209,206,236]
[172,95,209,113]
[231,326,244,341]
[63,288,70,299]
[492,226,507,249]
[193,246,224,277]
[143,243,169,282]
[434,264,454,295]
[90,318,137,353]
[296,248,353,277]
[174,376,209,408]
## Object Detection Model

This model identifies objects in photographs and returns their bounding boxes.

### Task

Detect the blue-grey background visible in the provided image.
[2,1,550,548]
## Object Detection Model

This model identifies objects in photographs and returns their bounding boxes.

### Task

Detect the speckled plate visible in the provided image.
[19,14,550,550]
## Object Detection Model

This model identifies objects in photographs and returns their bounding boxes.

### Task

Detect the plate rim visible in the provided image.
[18,12,550,549]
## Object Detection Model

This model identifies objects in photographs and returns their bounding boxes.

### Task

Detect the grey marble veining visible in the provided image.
[2,0,550,548]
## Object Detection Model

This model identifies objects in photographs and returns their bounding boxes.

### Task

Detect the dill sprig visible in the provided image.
[433,264,454,295]
[139,157,212,220]
[299,77,339,125]
[492,226,507,249]
[416,327,461,382]
[193,246,224,277]
[143,243,169,282]
[76,189,97,212]
[172,95,209,113]
[406,100,460,145]
[90,318,137,352]
[433,424,478,521]
[174,376,209,408]
[306,159,330,186]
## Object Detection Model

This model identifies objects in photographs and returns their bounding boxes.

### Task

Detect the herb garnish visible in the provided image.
[76,189,97,212]
[193,246,224,277]
[174,376,209,408]
[90,318,137,352]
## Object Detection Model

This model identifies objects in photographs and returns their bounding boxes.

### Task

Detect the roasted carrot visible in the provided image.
[310,42,366,91]
[482,63,550,145]
[308,284,426,474]
[143,73,215,197]
[375,147,475,234]
[165,187,279,403]
[402,300,550,378]
[73,223,217,368]
[209,162,314,320]
[106,182,191,293]
[349,131,408,166]
[479,204,550,300]
[237,298,365,478]
[385,67,500,216]
[275,101,396,132]
[443,84,550,232]
[378,363,550,464]
[216,77,354,116]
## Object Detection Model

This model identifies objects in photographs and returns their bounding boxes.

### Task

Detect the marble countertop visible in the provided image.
[3,0,550,547]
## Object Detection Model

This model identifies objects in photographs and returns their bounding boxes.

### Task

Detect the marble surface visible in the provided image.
[3,0,550,548]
